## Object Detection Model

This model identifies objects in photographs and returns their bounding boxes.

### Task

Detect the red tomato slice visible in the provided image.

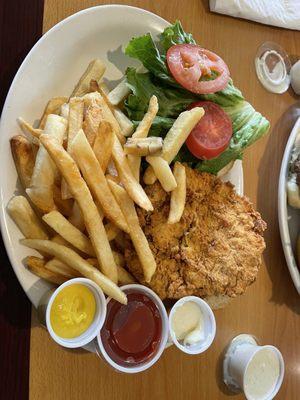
[167,44,230,94]
[186,101,232,160]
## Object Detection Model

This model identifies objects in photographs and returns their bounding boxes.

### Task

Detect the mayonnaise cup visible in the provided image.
[169,296,216,355]
[223,334,284,400]
[97,284,169,373]
[46,278,107,349]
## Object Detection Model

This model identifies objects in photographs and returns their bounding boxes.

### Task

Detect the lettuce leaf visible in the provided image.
[125,33,174,85]
[125,67,197,120]
[123,22,270,174]
[159,20,196,52]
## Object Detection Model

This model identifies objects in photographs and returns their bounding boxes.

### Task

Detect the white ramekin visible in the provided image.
[97,284,169,373]
[223,334,284,400]
[169,296,216,355]
[46,277,107,348]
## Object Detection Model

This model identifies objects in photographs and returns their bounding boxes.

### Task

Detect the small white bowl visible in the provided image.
[46,278,107,349]
[169,296,216,355]
[223,334,284,400]
[97,284,169,373]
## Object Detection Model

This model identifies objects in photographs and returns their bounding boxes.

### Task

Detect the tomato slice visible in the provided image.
[186,101,232,160]
[167,44,230,94]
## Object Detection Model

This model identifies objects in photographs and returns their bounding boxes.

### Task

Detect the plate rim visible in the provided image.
[278,116,300,295]
[0,4,243,307]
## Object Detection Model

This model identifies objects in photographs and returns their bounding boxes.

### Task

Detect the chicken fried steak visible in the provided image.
[125,166,266,300]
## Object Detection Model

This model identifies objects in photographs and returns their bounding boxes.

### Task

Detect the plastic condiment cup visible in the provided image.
[97,284,169,373]
[46,278,107,349]
[223,334,284,400]
[169,296,216,355]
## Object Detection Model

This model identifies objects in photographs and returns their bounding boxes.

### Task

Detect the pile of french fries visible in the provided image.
[8,59,204,304]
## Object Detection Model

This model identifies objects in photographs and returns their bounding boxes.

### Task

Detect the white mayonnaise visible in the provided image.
[171,301,204,346]
[244,348,280,400]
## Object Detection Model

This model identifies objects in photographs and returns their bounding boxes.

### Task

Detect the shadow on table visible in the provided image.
[257,101,300,315]
[215,343,240,397]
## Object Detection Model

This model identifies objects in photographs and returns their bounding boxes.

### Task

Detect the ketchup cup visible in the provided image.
[97,284,169,373]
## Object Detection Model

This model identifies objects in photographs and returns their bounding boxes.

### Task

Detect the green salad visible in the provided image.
[123,21,270,175]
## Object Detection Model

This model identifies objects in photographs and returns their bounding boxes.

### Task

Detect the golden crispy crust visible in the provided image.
[125,166,266,300]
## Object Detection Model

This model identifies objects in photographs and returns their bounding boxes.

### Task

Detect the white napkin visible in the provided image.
[210,0,300,30]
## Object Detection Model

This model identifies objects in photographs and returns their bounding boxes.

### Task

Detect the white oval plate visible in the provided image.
[0,5,243,308]
[278,117,300,295]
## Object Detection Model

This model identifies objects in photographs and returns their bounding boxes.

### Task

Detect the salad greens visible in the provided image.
[124,21,270,175]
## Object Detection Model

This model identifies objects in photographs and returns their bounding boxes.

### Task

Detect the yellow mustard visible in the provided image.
[50,284,96,338]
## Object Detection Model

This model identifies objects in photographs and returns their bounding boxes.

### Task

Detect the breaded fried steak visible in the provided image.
[125,166,266,300]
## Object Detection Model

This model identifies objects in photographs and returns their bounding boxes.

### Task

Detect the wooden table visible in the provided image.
[16,1,300,399]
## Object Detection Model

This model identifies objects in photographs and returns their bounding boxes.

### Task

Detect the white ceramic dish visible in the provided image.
[278,117,300,295]
[0,5,243,308]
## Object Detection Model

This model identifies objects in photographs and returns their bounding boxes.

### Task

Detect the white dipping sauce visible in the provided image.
[171,301,204,346]
[244,348,280,400]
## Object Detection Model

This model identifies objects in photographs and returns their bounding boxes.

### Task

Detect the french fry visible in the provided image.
[82,97,103,146]
[104,222,120,241]
[42,211,95,256]
[45,258,78,278]
[97,86,133,137]
[26,114,67,213]
[143,166,157,185]
[89,79,100,93]
[168,162,186,224]
[112,135,153,211]
[143,107,204,184]
[113,108,134,137]
[10,135,37,189]
[106,160,119,179]
[7,196,49,239]
[26,256,67,285]
[86,255,135,285]
[60,103,69,119]
[117,266,135,285]
[132,96,158,139]
[127,95,158,181]
[71,59,106,97]
[124,137,163,156]
[68,97,84,144]
[146,156,177,192]
[51,234,71,247]
[108,180,156,283]
[68,201,85,231]
[17,118,42,138]
[70,130,128,232]
[93,121,114,172]
[39,134,118,283]
[107,79,130,105]
[98,81,110,94]
[39,97,68,129]
[21,239,127,304]
[61,97,84,199]
[53,184,73,217]
[84,92,125,144]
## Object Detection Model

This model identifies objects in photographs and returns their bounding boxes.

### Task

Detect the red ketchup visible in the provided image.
[100,291,162,367]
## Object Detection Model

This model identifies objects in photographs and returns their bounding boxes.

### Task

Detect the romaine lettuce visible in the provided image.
[124,22,270,174]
